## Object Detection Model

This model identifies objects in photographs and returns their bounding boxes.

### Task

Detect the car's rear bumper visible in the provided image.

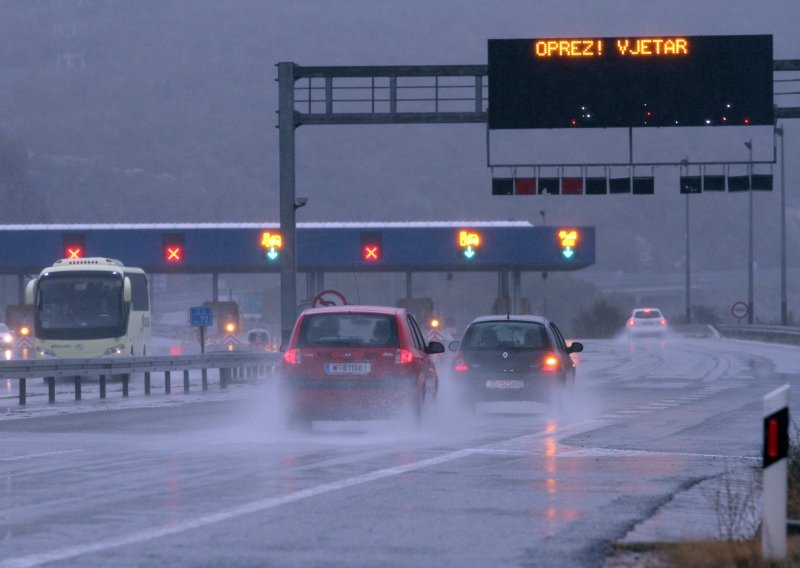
[452,373,564,403]
[282,376,419,419]
[627,326,667,336]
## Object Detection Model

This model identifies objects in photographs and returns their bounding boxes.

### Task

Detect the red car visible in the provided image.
[281,305,445,427]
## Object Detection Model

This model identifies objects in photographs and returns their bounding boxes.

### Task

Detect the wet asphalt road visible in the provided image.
[1,336,798,567]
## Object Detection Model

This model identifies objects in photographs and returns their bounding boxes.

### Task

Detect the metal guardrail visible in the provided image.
[0,352,281,406]
[714,324,800,342]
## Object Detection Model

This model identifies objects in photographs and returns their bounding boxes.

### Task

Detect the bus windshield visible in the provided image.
[35,272,126,340]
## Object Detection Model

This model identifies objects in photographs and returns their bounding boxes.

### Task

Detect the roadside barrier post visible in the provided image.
[165,371,171,394]
[18,378,25,405]
[762,384,790,560]
[202,368,208,391]
[99,375,106,399]
[74,376,81,401]
[47,377,55,403]
[183,370,190,393]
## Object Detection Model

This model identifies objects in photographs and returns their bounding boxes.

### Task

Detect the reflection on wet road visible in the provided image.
[1,336,797,567]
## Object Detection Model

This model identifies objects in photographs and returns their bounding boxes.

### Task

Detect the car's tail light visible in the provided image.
[628,319,635,326]
[542,353,560,372]
[283,348,299,365]
[660,318,667,325]
[453,352,469,372]
[394,349,414,364]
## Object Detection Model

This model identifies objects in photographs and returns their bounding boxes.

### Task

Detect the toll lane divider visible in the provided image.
[0,352,281,406]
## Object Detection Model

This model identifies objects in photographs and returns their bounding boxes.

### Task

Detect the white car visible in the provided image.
[0,323,13,346]
[626,308,668,337]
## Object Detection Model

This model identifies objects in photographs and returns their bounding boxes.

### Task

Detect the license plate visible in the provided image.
[485,379,524,389]
[324,362,371,375]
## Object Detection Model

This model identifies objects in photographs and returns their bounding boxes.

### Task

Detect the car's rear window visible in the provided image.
[633,310,662,319]
[461,321,549,351]
[297,313,399,348]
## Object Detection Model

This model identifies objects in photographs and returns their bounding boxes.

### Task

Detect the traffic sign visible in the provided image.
[488,35,773,130]
[190,306,213,327]
[731,301,749,321]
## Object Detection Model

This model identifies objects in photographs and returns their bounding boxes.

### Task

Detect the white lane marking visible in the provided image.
[558,447,761,461]
[1,448,477,568]
[0,449,85,462]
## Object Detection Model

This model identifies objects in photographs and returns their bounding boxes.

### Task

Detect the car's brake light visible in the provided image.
[660,318,667,325]
[283,348,299,365]
[628,319,635,326]
[542,353,560,372]
[453,352,469,372]
[395,349,414,364]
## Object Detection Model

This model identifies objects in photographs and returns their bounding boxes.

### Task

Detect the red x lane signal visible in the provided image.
[363,245,380,261]
[360,231,383,263]
[66,247,83,259]
[166,246,182,262]
[162,233,186,265]
[62,233,85,260]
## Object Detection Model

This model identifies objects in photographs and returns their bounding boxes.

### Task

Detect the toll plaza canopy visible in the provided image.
[0,222,594,274]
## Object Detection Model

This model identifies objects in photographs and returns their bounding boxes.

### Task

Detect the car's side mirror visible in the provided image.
[448,341,460,352]
[567,342,583,354]
[426,341,445,355]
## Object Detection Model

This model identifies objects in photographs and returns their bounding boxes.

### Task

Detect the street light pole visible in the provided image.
[539,209,547,316]
[685,190,691,324]
[681,159,691,324]
[745,139,754,324]
[776,125,787,325]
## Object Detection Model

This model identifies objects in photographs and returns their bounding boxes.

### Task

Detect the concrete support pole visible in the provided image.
[512,270,521,314]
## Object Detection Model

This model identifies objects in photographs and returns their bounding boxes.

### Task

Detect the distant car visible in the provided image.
[246,328,272,351]
[449,315,582,409]
[281,305,445,428]
[626,308,668,337]
[0,323,12,346]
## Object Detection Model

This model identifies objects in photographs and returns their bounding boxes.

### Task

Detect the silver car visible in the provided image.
[626,308,668,337]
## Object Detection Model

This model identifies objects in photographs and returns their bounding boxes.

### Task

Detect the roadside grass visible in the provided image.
[610,538,800,567]
[787,423,800,519]
[609,425,800,566]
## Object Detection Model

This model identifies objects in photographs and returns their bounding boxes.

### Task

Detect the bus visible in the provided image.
[25,258,151,358]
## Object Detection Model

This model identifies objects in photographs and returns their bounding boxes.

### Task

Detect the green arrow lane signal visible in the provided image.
[266,247,279,261]
[463,246,476,259]
[562,246,574,259]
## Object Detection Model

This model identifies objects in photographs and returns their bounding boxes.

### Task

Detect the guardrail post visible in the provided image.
[144,372,151,395]
[202,368,208,391]
[47,377,55,403]
[220,367,230,388]
[74,376,81,401]
[763,384,790,560]
[19,378,26,405]
[99,375,106,399]
[122,374,129,397]
[165,371,171,394]
[183,370,190,393]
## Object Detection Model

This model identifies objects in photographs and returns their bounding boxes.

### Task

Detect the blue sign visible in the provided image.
[189,306,213,327]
